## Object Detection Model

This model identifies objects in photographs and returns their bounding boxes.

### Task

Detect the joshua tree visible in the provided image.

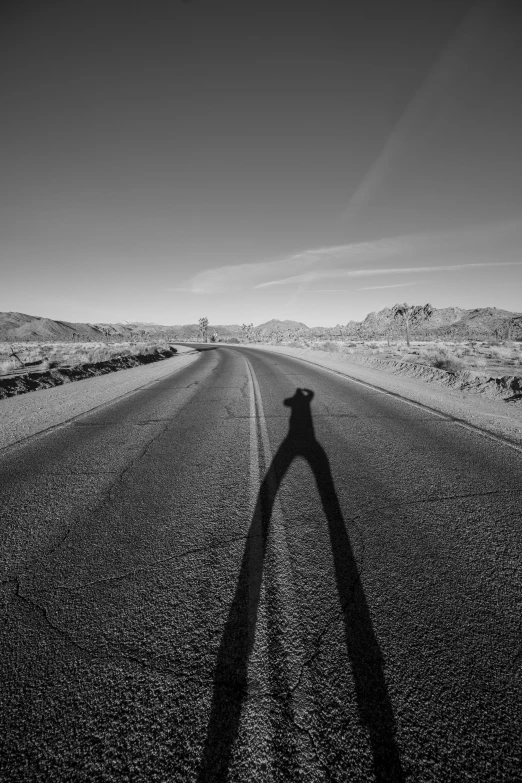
[241,323,254,342]
[198,317,209,342]
[392,303,433,348]
[8,345,25,368]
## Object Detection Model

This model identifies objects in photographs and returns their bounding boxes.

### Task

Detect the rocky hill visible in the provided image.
[0,312,108,342]
[352,306,522,340]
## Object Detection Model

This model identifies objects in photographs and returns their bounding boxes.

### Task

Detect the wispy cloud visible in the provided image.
[172,219,522,295]
[358,281,419,291]
[179,238,403,294]
[254,261,522,289]
[341,1,495,224]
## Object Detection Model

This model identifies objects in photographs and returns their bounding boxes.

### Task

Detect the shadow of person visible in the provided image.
[197,389,403,782]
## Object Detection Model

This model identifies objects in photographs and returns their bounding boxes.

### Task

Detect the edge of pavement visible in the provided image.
[242,344,522,452]
[0,347,199,453]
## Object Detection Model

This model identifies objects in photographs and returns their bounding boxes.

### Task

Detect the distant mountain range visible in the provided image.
[1,307,521,343]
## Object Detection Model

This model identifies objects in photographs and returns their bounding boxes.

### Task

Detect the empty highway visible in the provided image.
[1,346,521,782]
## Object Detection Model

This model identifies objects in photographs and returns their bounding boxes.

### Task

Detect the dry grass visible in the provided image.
[0,358,21,375]
[0,341,170,375]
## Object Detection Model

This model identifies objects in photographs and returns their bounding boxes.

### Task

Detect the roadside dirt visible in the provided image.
[248,344,522,448]
[338,353,522,400]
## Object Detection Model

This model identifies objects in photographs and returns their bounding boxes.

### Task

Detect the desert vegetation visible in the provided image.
[269,337,522,379]
[0,341,173,376]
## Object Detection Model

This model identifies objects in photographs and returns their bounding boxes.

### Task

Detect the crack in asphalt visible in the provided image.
[2,367,214,603]
[103,416,180,507]
[276,484,522,719]
[283,486,522,698]
[288,608,346,697]
[51,532,265,591]
[38,527,72,563]
[285,704,339,782]
[10,578,215,684]
[353,487,522,522]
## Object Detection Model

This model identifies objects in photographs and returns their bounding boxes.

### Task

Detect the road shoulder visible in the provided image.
[0,348,198,451]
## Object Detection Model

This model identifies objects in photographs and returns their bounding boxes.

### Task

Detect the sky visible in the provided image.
[1,0,521,327]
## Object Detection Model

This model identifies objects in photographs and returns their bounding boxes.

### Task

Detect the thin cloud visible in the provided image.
[172,219,522,294]
[179,237,407,294]
[358,282,419,291]
[341,2,495,224]
[255,261,522,289]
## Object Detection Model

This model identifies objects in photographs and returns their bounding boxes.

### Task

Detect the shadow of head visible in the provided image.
[284,388,316,437]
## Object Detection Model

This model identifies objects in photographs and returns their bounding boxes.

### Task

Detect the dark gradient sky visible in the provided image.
[1,0,521,325]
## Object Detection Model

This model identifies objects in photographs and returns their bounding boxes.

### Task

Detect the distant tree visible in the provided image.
[198,316,209,342]
[209,331,218,342]
[510,316,522,340]
[241,323,254,342]
[392,303,433,348]
[384,317,401,347]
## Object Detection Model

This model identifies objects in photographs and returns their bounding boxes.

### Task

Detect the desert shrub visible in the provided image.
[470,357,487,369]
[429,350,467,374]
[316,341,341,352]
[0,358,19,374]
[488,346,517,361]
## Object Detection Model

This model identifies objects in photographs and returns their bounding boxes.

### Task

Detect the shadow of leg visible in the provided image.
[197,449,291,781]
[308,442,404,782]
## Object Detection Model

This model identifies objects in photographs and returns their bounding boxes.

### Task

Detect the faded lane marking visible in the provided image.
[243,354,318,770]
[244,357,260,511]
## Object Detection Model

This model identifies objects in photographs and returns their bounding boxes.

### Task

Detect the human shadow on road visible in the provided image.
[197,388,404,782]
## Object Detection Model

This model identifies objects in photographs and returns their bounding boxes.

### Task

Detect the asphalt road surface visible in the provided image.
[1,346,521,782]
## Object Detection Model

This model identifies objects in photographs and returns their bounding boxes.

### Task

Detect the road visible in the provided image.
[1,345,521,782]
